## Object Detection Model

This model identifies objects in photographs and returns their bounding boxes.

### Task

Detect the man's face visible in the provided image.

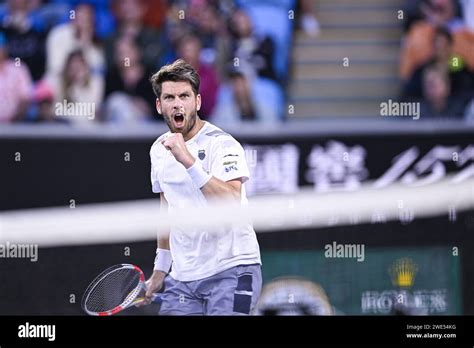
[156,81,201,136]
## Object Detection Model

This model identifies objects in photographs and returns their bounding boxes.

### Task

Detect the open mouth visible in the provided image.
[173,113,185,128]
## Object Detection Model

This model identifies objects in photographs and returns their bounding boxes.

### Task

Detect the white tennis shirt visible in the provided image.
[150,121,261,281]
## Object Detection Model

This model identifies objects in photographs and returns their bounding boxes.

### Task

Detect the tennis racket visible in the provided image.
[82,263,162,316]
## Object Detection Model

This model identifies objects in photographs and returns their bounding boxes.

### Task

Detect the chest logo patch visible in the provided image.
[198,149,206,160]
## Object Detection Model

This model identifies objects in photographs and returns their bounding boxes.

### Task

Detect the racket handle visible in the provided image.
[151,293,163,304]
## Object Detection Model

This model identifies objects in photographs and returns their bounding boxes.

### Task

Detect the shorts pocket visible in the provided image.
[233,273,253,314]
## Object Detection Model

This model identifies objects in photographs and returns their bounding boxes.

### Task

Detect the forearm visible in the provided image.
[157,235,170,250]
[201,176,240,200]
[185,158,240,200]
[156,193,170,264]
[164,137,242,201]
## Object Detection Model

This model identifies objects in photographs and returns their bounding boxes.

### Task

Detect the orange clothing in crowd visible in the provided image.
[400,21,474,80]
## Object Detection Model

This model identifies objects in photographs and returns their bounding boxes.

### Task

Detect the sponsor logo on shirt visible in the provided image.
[223,161,237,166]
[225,165,239,173]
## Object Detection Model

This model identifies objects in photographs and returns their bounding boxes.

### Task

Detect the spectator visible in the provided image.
[460,0,474,31]
[105,0,164,73]
[30,79,67,123]
[402,0,426,32]
[159,0,190,56]
[177,33,219,119]
[218,69,256,121]
[156,1,230,69]
[399,0,474,81]
[421,0,464,30]
[0,0,47,80]
[297,0,320,37]
[190,2,226,64]
[211,67,283,124]
[45,3,105,81]
[402,0,464,32]
[228,9,277,83]
[235,0,294,84]
[51,0,115,39]
[29,0,71,33]
[142,0,168,30]
[0,31,33,123]
[419,65,466,119]
[402,27,474,104]
[50,49,104,125]
[103,38,155,123]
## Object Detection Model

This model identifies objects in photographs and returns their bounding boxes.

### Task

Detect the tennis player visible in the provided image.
[144,59,262,315]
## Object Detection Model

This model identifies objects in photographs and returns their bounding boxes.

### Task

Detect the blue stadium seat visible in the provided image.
[51,0,115,38]
[236,0,295,83]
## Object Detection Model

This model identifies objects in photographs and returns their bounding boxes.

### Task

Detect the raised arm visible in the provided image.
[161,133,246,201]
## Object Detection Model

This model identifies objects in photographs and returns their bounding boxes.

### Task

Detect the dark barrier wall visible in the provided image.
[1,125,473,210]
[1,138,155,210]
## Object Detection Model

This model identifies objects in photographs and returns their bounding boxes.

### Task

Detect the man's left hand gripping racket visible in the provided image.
[82,264,162,316]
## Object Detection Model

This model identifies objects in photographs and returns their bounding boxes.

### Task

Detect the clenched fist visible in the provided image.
[161,133,195,168]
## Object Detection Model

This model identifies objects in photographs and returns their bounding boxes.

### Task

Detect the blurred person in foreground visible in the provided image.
[253,277,334,315]
[143,59,262,315]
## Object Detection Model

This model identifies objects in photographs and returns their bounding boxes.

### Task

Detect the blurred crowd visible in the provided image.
[0,0,295,126]
[2,0,472,125]
[400,0,474,120]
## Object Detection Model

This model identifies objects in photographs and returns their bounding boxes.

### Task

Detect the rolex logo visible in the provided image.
[389,258,418,288]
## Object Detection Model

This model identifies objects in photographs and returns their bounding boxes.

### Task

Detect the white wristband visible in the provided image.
[186,160,212,188]
[154,248,172,273]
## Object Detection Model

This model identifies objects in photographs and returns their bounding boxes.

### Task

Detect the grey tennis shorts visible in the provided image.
[158,264,262,315]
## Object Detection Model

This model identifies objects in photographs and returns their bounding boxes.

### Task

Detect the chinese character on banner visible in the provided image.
[374,145,470,188]
[243,144,300,196]
[452,145,474,183]
[305,141,368,192]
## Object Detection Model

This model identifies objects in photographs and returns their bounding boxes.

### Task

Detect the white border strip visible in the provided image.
[0,178,472,247]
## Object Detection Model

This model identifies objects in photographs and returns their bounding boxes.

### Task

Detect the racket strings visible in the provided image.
[85,268,141,313]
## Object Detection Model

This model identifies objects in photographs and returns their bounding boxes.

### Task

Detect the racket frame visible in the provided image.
[82,263,146,316]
